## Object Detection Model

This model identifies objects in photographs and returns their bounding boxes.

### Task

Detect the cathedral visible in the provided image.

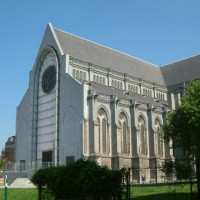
[15,23,200,182]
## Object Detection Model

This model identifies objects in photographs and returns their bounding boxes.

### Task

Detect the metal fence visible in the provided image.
[129,182,197,200]
[123,167,198,200]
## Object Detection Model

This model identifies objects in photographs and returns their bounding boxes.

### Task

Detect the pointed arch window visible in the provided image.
[80,71,83,80]
[103,77,105,85]
[138,116,147,155]
[96,108,109,154]
[76,71,79,79]
[119,112,130,154]
[102,118,107,153]
[72,69,75,77]
[83,72,86,80]
[155,119,164,156]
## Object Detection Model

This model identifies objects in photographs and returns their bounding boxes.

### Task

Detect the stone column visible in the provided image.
[110,95,119,169]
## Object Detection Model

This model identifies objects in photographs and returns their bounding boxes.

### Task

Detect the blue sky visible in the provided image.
[0,0,200,152]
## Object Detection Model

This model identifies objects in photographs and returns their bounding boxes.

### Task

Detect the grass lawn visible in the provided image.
[0,188,38,200]
[130,183,197,200]
[0,183,197,200]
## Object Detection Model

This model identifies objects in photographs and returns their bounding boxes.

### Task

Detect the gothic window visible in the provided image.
[103,77,105,85]
[95,118,100,153]
[97,76,99,83]
[136,87,138,94]
[100,77,102,84]
[97,108,109,154]
[72,69,75,77]
[119,112,129,154]
[138,116,147,155]
[102,118,107,153]
[83,72,86,80]
[150,91,152,97]
[93,75,96,82]
[120,82,122,89]
[133,86,135,93]
[76,71,79,79]
[80,71,83,80]
[155,119,164,156]
[112,80,114,87]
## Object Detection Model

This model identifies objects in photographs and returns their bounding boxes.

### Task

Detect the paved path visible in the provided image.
[0,178,36,188]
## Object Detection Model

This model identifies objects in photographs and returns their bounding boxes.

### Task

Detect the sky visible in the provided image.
[0,0,200,152]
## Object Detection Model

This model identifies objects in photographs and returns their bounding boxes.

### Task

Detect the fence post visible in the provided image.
[189,165,193,200]
[155,160,158,184]
[125,168,131,200]
[5,175,8,200]
[38,185,42,200]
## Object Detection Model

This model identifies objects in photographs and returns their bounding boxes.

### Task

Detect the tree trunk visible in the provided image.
[38,186,42,200]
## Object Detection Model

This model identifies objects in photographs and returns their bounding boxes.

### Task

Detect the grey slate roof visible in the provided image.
[89,82,166,108]
[161,55,200,87]
[53,27,165,86]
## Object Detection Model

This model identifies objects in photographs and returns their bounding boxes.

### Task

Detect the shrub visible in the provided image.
[31,159,124,200]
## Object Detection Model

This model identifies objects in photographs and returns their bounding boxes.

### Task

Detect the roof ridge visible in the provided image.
[161,54,200,67]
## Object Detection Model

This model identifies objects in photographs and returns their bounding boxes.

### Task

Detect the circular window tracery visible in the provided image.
[42,65,56,94]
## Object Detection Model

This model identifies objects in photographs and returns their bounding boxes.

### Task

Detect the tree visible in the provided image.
[0,159,7,171]
[0,159,7,183]
[163,80,200,198]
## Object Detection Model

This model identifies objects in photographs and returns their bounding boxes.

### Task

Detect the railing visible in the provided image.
[2,162,64,172]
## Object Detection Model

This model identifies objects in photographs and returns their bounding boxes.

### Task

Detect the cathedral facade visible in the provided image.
[15,23,200,182]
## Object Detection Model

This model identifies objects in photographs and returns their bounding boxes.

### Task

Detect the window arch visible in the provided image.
[76,71,79,79]
[155,119,163,156]
[72,69,75,77]
[138,116,147,155]
[119,112,130,154]
[83,72,86,80]
[102,118,107,153]
[80,71,83,80]
[103,77,105,85]
[100,77,102,84]
[120,82,122,89]
[96,108,109,154]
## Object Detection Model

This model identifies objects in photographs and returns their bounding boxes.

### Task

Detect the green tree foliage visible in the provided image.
[31,159,124,200]
[163,80,200,157]
[161,159,195,180]
[0,160,7,171]
[162,80,200,197]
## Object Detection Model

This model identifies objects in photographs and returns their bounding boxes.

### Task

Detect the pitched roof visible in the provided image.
[161,55,200,87]
[53,27,165,86]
